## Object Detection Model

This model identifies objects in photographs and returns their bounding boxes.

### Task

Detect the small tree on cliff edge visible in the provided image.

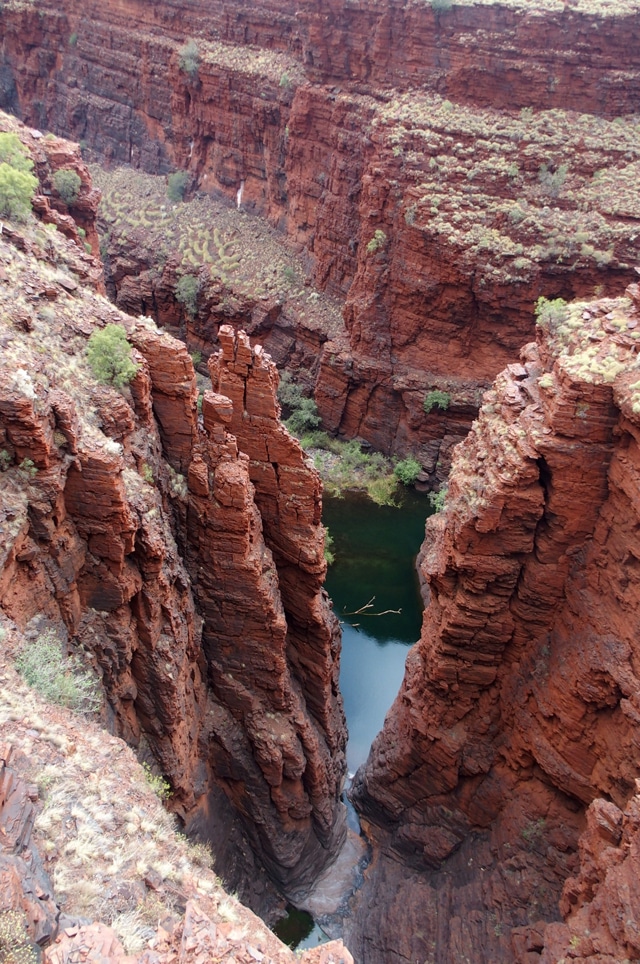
[0,132,38,222]
[87,324,139,388]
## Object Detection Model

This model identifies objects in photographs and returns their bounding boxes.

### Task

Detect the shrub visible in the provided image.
[286,397,321,436]
[69,32,78,46]
[394,457,421,486]
[277,371,305,410]
[279,72,291,88]
[16,629,100,713]
[0,910,38,964]
[0,132,33,172]
[167,170,189,202]
[87,324,139,387]
[53,167,81,205]
[0,137,38,221]
[178,39,200,79]
[0,450,11,471]
[366,229,387,255]
[428,486,447,512]
[538,163,568,198]
[423,389,451,413]
[141,762,172,800]
[534,296,567,333]
[18,458,38,479]
[431,0,452,9]
[323,526,335,566]
[175,274,200,318]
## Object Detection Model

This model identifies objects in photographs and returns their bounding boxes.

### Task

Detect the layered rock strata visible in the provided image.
[349,288,640,961]
[0,121,346,908]
[3,2,640,477]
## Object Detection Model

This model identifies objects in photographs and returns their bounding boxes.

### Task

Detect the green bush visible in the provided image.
[16,629,100,713]
[0,133,37,222]
[534,296,567,334]
[394,457,421,486]
[53,167,81,205]
[323,526,335,566]
[0,132,33,172]
[423,389,451,413]
[175,274,200,318]
[431,0,452,9]
[366,229,387,254]
[428,486,447,512]
[167,170,189,202]
[178,39,200,79]
[87,324,139,388]
[277,371,305,410]
[286,397,321,436]
[538,163,568,198]
[142,762,172,800]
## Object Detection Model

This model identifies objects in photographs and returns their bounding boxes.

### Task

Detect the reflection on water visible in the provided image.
[273,906,329,950]
[323,490,431,774]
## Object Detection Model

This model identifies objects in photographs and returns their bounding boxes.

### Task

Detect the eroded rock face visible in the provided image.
[3,3,640,477]
[349,290,640,962]
[0,125,346,910]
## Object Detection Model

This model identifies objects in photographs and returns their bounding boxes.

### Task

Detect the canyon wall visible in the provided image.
[348,288,640,962]
[0,115,346,910]
[3,0,640,478]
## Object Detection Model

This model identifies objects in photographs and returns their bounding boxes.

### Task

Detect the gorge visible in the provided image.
[1,0,640,962]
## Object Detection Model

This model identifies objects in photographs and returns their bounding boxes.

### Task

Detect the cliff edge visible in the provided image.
[350,287,640,961]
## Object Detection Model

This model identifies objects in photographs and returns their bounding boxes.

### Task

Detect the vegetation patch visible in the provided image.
[423,389,451,413]
[87,324,139,387]
[0,131,38,222]
[16,629,100,713]
[53,167,81,205]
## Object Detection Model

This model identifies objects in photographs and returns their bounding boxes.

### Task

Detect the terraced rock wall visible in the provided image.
[3,0,640,477]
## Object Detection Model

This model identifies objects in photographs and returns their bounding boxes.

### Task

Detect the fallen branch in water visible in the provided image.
[341,596,401,617]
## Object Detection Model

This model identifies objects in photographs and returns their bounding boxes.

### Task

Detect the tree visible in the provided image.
[86,324,139,387]
[167,170,189,202]
[0,164,38,221]
[53,168,82,205]
[0,132,37,222]
[175,275,200,318]
[178,40,200,79]
[394,457,421,486]
[0,132,33,172]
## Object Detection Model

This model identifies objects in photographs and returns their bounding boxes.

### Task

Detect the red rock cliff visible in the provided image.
[0,120,346,908]
[3,0,640,478]
[348,288,640,961]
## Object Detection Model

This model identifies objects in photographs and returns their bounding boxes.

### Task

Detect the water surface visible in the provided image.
[323,490,430,773]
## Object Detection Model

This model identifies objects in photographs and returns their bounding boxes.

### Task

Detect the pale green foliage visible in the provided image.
[428,486,447,512]
[423,389,451,413]
[534,296,567,334]
[87,324,139,388]
[0,132,37,222]
[141,762,172,801]
[538,162,568,197]
[394,457,421,486]
[53,168,81,205]
[323,526,335,566]
[178,39,200,79]
[0,909,38,964]
[16,629,100,713]
[167,170,189,202]
[175,274,200,318]
[0,132,33,172]
[366,229,387,254]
